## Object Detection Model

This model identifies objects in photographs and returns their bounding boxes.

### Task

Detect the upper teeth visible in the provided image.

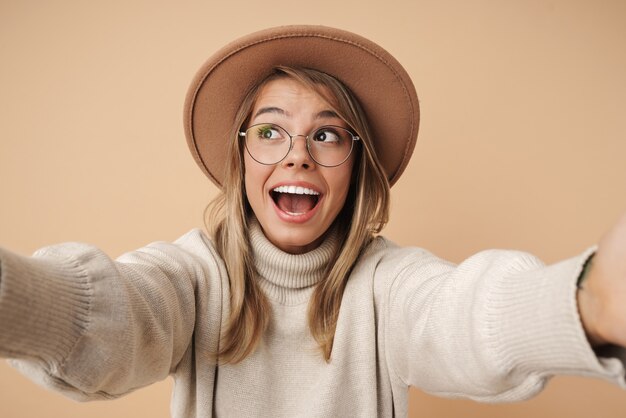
[273,185,320,195]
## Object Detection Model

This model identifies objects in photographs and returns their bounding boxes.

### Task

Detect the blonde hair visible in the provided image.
[206,66,390,363]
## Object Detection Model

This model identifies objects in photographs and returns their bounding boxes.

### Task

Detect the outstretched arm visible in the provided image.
[381,237,625,403]
[0,234,204,401]
[578,212,626,348]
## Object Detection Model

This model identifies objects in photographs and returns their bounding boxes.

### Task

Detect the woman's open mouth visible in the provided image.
[270,185,321,216]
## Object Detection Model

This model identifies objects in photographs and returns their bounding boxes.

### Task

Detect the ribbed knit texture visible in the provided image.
[1,230,625,417]
[250,219,340,304]
[0,249,91,366]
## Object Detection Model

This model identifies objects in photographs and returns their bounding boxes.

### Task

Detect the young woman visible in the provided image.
[0,25,625,418]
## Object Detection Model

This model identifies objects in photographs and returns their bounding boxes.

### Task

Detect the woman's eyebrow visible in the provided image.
[252,107,339,120]
[253,107,288,119]
[315,110,340,120]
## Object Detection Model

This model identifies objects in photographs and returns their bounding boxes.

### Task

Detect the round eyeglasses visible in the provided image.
[239,123,360,167]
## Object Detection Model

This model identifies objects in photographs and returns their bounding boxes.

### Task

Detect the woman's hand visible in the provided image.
[577,212,626,347]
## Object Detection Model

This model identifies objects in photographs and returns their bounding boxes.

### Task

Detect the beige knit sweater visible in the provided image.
[0,222,624,417]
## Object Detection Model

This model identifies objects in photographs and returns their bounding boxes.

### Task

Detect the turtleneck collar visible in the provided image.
[249,217,340,304]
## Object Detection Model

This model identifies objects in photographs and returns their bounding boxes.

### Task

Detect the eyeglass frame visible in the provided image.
[238,123,361,167]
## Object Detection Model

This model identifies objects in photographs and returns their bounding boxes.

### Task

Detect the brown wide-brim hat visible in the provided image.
[184,25,419,188]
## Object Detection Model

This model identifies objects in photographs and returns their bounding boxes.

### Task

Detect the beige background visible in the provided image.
[1,0,625,417]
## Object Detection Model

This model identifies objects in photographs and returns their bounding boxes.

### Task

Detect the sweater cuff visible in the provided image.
[488,248,626,387]
[0,246,92,367]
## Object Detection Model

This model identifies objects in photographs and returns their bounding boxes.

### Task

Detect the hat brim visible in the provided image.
[184,25,419,188]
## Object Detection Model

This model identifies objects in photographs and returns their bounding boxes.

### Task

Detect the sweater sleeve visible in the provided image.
[382,246,626,402]
[0,233,204,401]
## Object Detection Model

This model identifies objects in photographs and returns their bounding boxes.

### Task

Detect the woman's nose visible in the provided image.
[281,135,313,169]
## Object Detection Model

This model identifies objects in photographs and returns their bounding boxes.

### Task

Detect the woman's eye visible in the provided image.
[313,129,340,143]
[256,125,281,140]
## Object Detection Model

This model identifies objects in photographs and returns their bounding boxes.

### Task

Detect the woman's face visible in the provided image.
[243,78,355,254]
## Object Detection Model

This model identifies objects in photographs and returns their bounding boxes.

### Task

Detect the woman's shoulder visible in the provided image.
[351,235,455,293]
[361,235,455,273]
[172,228,217,254]
[115,228,226,277]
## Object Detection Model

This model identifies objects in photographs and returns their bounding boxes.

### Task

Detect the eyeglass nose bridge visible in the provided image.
[282,133,312,163]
